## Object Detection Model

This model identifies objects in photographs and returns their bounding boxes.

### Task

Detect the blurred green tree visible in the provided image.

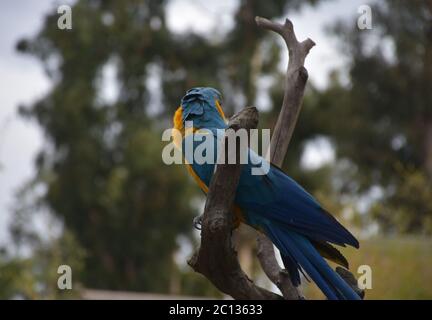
[303,0,432,234]
[0,231,85,299]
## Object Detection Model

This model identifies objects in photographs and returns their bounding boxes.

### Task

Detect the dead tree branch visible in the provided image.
[188,107,283,300]
[255,16,315,167]
[255,16,315,300]
[189,16,361,300]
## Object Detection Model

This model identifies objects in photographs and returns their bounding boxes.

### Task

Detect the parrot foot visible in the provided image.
[193,215,203,230]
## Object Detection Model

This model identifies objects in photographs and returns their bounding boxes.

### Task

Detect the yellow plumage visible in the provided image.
[172,100,243,226]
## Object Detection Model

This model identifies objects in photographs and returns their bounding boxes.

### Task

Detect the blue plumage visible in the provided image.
[179,87,361,300]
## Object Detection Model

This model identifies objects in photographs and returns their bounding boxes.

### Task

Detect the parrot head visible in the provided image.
[173,87,227,135]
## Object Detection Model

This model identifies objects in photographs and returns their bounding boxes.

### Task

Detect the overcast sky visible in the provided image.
[0,0,369,245]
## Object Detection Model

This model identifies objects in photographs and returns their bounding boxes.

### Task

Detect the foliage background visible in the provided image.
[0,0,431,299]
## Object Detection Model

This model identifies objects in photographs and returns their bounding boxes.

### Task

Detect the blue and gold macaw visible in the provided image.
[173,87,360,300]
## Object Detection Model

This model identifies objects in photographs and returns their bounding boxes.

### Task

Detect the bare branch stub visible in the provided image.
[188,107,282,300]
[255,16,316,300]
[255,16,315,163]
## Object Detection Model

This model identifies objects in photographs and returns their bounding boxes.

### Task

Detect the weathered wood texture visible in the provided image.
[188,107,283,299]
[255,16,315,300]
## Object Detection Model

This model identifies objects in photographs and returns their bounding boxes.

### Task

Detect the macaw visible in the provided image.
[173,87,360,300]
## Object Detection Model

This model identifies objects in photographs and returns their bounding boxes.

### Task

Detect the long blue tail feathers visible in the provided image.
[263,221,361,300]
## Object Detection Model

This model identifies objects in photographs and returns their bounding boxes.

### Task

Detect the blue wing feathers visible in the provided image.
[236,163,359,248]
[184,129,360,300]
[263,222,340,299]
[263,221,360,300]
